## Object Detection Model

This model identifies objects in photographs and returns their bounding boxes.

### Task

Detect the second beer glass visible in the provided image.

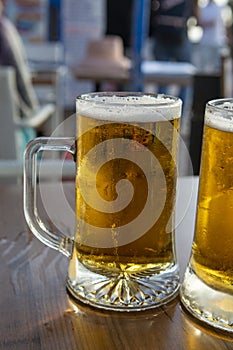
[181,98,233,332]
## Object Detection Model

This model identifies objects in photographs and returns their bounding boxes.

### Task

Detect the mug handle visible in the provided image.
[23,137,75,257]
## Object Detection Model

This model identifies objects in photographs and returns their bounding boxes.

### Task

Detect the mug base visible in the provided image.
[66,260,179,312]
[180,264,233,333]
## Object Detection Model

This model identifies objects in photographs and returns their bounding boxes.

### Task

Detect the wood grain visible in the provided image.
[0,180,233,350]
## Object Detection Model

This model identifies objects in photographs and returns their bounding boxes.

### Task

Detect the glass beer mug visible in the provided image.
[181,98,233,332]
[24,92,182,311]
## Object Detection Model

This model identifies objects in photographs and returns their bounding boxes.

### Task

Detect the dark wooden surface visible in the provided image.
[1,178,233,350]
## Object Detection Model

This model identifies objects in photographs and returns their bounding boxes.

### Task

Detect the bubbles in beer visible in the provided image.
[74,93,181,278]
[75,113,180,253]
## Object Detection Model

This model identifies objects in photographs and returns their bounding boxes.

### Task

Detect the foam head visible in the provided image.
[76,93,182,122]
[206,99,233,132]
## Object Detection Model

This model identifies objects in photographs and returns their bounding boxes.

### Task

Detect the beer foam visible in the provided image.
[76,94,181,122]
[205,103,233,132]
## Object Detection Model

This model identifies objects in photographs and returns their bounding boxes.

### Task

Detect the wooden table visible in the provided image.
[1,177,233,349]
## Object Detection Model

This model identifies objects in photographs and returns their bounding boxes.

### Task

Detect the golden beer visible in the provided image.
[74,115,180,276]
[68,92,182,310]
[69,93,181,274]
[181,98,233,332]
[191,123,233,291]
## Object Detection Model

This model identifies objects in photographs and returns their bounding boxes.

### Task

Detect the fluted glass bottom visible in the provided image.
[66,259,179,312]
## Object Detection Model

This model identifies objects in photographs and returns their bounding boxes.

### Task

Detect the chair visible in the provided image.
[25,42,66,132]
[0,66,55,180]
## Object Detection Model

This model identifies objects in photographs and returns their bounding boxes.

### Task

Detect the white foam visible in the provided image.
[206,107,233,133]
[76,94,181,122]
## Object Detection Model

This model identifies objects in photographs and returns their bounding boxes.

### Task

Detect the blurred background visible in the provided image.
[1,0,233,178]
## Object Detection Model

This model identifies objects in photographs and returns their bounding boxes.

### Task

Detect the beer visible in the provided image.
[71,94,181,277]
[181,98,233,332]
[191,118,233,292]
[24,91,182,310]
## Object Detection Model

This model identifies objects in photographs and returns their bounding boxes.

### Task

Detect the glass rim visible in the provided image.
[76,91,182,108]
[207,98,233,113]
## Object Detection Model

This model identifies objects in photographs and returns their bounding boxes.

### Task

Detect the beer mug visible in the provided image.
[24,92,182,311]
[181,98,233,332]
